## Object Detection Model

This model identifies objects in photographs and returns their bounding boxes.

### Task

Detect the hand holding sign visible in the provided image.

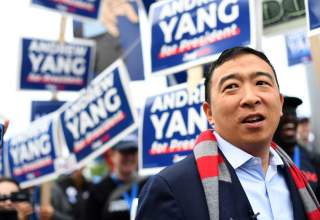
[101,0,139,37]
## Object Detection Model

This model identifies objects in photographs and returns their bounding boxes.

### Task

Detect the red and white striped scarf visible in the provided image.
[193,130,320,220]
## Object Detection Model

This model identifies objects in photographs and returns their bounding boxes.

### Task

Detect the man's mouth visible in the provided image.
[281,123,296,136]
[242,114,265,124]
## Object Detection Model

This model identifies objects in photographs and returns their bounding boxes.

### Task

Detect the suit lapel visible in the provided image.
[279,166,307,220]
[219,152,255,220]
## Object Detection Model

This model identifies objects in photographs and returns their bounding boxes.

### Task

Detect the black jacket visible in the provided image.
[136,154,308,220]
[86,175,147,220]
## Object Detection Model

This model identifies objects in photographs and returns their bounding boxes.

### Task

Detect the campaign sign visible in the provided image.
[148,0,254,76]
[5,116,60,188]
[31,0,102,20]
[0,148,4,177]
[139,83,209,175]
[306,0,320,36]
[59,60,137,169]
[0,146,11,177]
[0,123,3,176]
[19,37,95,91]
[285,30,311,66]
[31,100,65,122]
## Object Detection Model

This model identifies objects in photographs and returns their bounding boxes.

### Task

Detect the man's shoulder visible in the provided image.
[156,154,198,184]
[137,153,209,220]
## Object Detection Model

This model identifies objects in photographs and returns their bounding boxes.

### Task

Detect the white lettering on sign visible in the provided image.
[149,138,196,155]
[29,53,86,76]
[151,85,204,113]
[65,87,121,140]
[64,73,115,119]
[159,0,215,19]
[158,0,239,43]
[150,112,169,139]
[10,134,51,166]
[150,107,207,139]
[29,40,88,56]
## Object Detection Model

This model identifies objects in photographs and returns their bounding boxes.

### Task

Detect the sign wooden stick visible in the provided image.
[59,15,67,44]
[187,65,203,92]
[39,16,68,204]
[40,181,52,206]
[309,34,320,85]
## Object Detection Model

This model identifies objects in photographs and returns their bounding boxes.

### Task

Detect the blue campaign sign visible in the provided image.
[4,116,60,188]
[141,0,156,13]
[0,123,4,176]
[31,0,102,20]
[59,60,137,168]
[0,147,6,177]
[0,148,5,177]
[19,37,95,91]
[306,0,320,36]
[139,83,209,175]
[31,101,65,122]
[285,30,311,66]
[148,0,254,76]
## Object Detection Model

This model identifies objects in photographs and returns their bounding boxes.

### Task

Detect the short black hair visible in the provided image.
[204,46,280,103]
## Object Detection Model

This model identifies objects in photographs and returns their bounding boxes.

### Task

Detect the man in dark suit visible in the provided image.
[136,47,320,220]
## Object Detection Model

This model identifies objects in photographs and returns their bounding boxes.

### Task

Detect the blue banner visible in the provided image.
[139,83,209,175]
[19,38,95,91]
[306,0,320,36]
[31,101,65,122]
[285,30,311,66]
[0,151,3,176]
[4,116,60,188]
[0,123,3,176]
[32,0,102,20]
[148,0,253,76]
[59,60,137,168]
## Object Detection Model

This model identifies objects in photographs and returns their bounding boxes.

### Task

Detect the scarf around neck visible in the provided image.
[193,130,320,220]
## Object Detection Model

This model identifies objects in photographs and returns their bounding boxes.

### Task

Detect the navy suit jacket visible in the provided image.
[136,154,308,220]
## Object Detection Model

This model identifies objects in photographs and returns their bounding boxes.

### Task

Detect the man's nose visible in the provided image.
[240,85,260,107]
[4,199,13,205]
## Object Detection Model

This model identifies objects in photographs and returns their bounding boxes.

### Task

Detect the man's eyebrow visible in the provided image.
[217,71,275,90]
[254,71,274,82]
[218,73,239,90]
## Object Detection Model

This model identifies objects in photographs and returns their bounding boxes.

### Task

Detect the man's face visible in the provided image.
[112,150,138,178]
[203,54,284,152]
[0,181,19,210]
[297,122,310,142]
[277,115,298,146]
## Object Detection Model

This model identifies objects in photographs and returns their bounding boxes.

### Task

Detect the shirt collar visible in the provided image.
[214,131,284,169]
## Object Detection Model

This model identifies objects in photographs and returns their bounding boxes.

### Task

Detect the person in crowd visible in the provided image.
[0,122,34,220]
[0,177,33,220]
[297,117,314,153]
[135,46,320,220]
[86,137,147,220]
[50,169,92,220]
[297,117,320,190]
[273,96,319,198]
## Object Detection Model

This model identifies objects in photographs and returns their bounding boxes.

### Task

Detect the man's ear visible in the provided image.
[279,93,284,117]
[203,102,215,125]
